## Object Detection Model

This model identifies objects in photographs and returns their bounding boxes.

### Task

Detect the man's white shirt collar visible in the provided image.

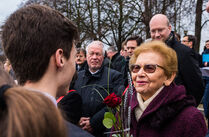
[89,69,99,74]
[26,88,57,106]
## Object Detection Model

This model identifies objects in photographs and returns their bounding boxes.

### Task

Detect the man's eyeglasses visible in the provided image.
[181,40,189,43]
[130,64,165,73]
[150,28,165,34]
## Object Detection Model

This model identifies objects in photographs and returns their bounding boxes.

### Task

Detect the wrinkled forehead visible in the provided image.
[150,21,168,31]
[88,44,103,53]
[135,51,164,65]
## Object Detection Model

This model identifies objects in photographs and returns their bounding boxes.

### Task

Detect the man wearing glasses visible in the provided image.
[181,35,195,49]
[149,14,204,106]
[181,35,202,66]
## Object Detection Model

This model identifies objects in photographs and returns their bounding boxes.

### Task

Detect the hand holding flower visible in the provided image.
[79,117,93,133]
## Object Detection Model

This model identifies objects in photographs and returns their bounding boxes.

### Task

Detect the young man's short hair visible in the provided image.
[185,35,196,49]
[1,4,79,85]
[125,36,143,46]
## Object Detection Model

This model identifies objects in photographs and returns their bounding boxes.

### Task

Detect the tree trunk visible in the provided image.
[117,0,123,51]
[143,0,152,38]
[97,0,102,40]
[195,0,203,52]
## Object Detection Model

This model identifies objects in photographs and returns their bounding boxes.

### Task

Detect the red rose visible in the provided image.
[103,93,121,108]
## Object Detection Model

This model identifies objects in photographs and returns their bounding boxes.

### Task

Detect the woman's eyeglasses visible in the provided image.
[130,64,165,73]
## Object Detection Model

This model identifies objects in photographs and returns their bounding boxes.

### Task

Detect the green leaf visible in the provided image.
[112,134,121,137]
[103,117,113,129]
[104,112,116,123]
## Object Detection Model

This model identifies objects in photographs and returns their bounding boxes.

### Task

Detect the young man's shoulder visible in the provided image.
[65,121,95,137]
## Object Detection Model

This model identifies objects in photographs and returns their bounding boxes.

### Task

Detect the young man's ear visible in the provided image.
[55,49,64,68]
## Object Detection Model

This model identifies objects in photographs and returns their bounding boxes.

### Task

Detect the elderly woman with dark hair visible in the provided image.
[128,41,207,137]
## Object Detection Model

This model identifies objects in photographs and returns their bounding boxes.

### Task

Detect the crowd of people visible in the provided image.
[1,2,209,137]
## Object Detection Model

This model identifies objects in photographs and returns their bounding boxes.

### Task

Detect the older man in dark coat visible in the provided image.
[72,41,125,137]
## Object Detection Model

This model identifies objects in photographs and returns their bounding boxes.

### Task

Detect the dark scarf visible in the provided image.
[165,32,175,47]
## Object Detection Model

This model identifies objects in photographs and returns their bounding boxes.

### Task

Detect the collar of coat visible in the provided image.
[84,63,105,78]
[165,31,176,48]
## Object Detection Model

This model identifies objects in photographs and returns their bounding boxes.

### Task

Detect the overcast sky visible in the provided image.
[0,0,208,53]
[0,0,24,26]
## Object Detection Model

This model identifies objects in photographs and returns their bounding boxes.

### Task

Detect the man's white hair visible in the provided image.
[86,40,105,56]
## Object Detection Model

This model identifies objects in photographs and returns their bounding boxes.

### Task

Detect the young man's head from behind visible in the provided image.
[1,4,79,85]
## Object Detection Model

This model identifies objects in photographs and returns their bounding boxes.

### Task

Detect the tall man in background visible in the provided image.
[149,14,204,106]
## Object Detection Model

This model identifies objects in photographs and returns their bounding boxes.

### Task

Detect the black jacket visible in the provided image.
[109,52,126,73]
[72,65,125,137]
[58,92,82,125]
[166,32,204,106]
[66,121,94,137]
[109,52,128,86]
[190,49,202,67]
[76,61,87,72]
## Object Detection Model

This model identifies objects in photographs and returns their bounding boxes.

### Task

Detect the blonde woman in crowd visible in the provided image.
[0,67,67,137]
